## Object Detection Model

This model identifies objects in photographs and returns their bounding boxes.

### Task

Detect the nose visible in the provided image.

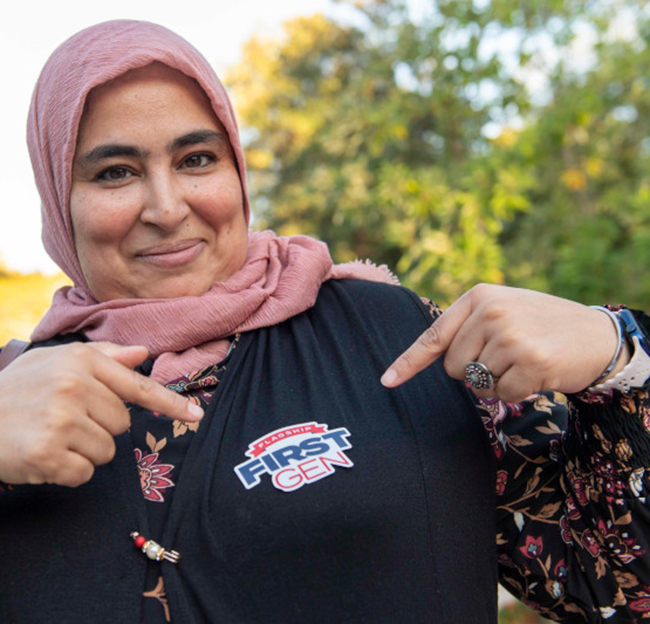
[140,171,190,232]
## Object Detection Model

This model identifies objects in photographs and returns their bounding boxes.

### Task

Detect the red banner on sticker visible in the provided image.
[248,423,327,457]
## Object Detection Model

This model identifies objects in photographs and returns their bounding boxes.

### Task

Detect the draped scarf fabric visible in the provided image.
[28,20,398,383]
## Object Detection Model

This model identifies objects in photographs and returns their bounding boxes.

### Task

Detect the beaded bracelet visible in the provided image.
[588,305,626,388]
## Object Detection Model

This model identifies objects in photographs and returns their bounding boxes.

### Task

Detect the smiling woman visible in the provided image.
[3,18,650,624]
[70,63,248,301]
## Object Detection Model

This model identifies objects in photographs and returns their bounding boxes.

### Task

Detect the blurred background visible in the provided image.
[2,1,648,620]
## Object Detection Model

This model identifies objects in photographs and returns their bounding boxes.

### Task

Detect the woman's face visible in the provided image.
[70,63,248,301]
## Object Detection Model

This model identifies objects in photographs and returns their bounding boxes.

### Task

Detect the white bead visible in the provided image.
[145,542,163,560]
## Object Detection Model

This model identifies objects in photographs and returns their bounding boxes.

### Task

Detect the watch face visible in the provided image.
[622,308,650,361]
[629,309,650,341]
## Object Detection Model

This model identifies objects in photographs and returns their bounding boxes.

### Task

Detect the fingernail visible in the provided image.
[381,368,397,387]
[188,403,204,419]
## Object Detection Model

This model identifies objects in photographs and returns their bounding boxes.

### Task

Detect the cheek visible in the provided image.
[192,172,245,226]
[71,187,138,249]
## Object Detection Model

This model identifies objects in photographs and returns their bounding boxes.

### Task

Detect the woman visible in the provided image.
[1,19,649,623]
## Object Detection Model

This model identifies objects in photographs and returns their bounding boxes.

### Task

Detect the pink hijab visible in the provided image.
[28,20,398,383]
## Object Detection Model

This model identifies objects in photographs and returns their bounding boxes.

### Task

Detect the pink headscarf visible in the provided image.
[29,20,398,382]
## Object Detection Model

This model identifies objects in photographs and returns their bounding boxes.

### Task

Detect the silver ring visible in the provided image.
[465,361,497,390]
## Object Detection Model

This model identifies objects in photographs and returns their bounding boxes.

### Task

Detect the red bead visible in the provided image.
[134,536,146,549]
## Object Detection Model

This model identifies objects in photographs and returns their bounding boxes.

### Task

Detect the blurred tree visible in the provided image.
[227,0,650,307]
[228,1,530,303]
[496,2,650,307]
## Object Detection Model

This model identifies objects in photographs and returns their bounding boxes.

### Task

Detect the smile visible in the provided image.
[136,239,205,269]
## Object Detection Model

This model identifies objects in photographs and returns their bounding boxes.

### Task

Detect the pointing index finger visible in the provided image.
[381,292,474,388]
[118,368,204,422]
[89,346,204,422]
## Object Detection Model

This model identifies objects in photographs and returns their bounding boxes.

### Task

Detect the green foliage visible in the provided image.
[227,0,650,307]
[498,3,650,307]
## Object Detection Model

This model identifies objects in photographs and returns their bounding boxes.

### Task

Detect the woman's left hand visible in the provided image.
[381,284,629,403]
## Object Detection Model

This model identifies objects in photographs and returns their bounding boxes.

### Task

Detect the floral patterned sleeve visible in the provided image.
[492,388,650,622]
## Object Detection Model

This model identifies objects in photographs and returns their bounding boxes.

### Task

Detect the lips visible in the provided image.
[136,238,205,269]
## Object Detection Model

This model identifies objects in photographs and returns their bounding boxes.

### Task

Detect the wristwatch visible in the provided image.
[589,308,650,394]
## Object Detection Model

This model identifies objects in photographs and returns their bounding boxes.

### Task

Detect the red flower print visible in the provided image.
[595,518,646,564]
[479,397,508,426]
[554,558,568,579]
[630,597,650,614]
[495,470,508,496]
[520,535,543,559]
[508,402,524,418]
[560,516,573,545]
[498,553,516,569]
[134,448,175,503]
[567,471,588,506]
[581,529,601,557]
[565,493,581,520]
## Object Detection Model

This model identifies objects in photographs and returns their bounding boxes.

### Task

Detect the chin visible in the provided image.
[146,276,219,299]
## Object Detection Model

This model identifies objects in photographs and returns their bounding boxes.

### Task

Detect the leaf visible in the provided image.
[537,502,562,519]
[523,467,543,497]
[153,437,167,453]
[513,462,526,480]
[615,512,633,525]
[564,603,587,616]
[507,435,533,447]
[173,419,200,438]
[523,474,541,497]
[533,395,558,415]
[535,419,562,435]
[146,432,157,453]
[613,587,627,607]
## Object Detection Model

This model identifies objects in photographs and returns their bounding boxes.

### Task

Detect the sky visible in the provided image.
[1,0,343,274]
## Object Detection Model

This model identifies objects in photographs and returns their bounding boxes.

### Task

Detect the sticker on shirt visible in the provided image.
[234,422,353,492]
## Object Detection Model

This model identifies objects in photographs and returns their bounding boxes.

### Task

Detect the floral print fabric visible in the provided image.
[493,388,650,622]
[134,448,175,503]
[133,336,239,623]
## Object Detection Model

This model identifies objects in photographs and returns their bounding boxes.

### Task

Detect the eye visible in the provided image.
[95,166,133,182]
[181,153,215,169]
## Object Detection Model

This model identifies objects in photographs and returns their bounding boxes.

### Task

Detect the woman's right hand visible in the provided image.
[0,342,203,487]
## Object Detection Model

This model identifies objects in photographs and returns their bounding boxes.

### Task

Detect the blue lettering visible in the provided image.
[261,453,280,471]
[271,445,304,467]
[300,437,329,456]
[322,428,351,450]
[235,458,267,489]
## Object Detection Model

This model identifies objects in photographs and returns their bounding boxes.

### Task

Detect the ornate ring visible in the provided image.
[465,361,497,390]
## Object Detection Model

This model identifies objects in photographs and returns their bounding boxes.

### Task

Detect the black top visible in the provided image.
[2,280,650,622]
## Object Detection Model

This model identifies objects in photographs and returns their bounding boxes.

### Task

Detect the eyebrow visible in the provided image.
[77,144,147,167]
[76,130,228,167]
[170,130,227,151]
